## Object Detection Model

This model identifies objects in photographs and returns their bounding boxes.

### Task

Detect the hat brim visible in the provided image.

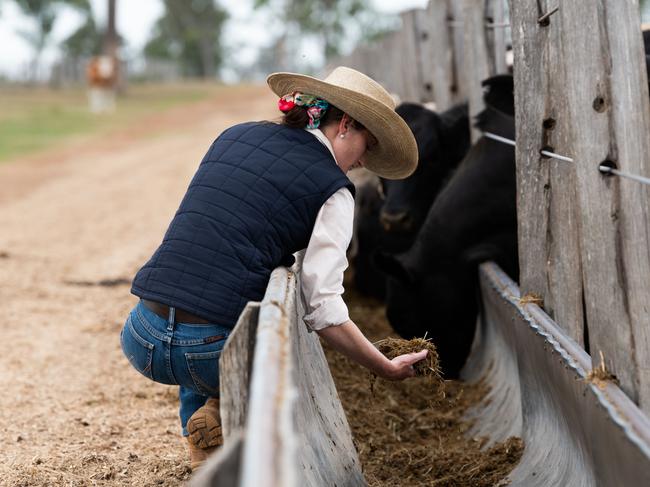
[267,72,417,180]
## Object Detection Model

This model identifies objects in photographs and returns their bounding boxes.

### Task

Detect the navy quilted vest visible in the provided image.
[131,122,355,327]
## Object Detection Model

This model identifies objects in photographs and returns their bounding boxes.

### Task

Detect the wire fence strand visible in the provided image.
[482,131,650,186]
[485,22,511,29]
[599,166,650,186]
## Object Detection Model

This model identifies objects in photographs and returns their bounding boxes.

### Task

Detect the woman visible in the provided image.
[120,66,428,470]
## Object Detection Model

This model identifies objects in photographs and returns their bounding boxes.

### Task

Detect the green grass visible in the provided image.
[0,82,223,162]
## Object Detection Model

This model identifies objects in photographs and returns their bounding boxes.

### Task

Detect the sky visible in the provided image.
[0,0,429,80]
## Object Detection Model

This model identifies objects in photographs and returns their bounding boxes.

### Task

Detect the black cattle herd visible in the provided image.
[352,74,516,379]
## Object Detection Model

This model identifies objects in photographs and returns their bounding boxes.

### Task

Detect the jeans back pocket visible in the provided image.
[185,350,222,396]
[121,317,155,380]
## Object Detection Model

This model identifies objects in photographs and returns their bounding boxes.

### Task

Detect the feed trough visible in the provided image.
[191,261,650,486]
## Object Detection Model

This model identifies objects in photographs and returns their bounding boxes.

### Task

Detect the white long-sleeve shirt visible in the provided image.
[300,129,354,331]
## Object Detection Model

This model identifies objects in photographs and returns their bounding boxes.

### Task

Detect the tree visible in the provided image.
[61,15,102,59]
[144,0,228,79]
[253,0,397,71]
[61,0,125,61]
[13,0,91,80]
[61,12,104,59]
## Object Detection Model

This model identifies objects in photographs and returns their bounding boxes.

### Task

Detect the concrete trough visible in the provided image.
[466,262,650,486]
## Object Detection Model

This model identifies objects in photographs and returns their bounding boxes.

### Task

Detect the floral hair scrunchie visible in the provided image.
[278,91,330,129]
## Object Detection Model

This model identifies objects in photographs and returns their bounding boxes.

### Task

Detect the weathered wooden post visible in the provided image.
[462,0,492,141]
[414,8,436,103]
[383,31,407,99]
[447,0,467,104]
[510,0,650,408]
[427,0,455,110]
[486,0,509,74]
[399,10,425,102]
[557,0,650,408]
[220,303,260,437]
[509,1,584,344]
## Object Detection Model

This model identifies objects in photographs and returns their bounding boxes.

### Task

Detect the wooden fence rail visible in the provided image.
[192,260,365,487]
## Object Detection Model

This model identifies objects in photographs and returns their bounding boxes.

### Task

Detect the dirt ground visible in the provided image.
[0,85,277,486]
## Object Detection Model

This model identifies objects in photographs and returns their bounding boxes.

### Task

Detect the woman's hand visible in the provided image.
[316,321,428,381]
[380,349,428,381]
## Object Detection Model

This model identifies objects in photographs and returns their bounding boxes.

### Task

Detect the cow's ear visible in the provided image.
[374,251,415,285]
[481,74,514,116]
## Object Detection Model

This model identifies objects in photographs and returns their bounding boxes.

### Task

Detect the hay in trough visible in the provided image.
[323,274,524,486]
[517,293,544,307]
[585,350,619,390]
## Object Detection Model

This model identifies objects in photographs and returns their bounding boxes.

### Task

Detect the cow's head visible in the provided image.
[379,101,472,236]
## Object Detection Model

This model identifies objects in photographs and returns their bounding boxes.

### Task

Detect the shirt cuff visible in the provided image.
[303,295,350,331]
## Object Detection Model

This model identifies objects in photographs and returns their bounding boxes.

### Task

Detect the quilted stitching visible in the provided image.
[132,122,354,326]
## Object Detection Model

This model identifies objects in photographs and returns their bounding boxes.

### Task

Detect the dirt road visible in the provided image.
[0,85,276,486]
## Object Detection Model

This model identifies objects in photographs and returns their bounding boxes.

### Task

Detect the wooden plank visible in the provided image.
[240,269,296,487]
[427,0,455,110]
[462,0,491,142]
[486,0,508,74]
[368,36,390,95]
[414,8,435,103]
[219,302,260,439]
[290,266,366,486]
[383,31,407,100]
[239,265,365,486]
[399,10,424,102]
[559,0,650,407]
[509,0,584,344]
[447,0,467,103]
[356,45,375,81]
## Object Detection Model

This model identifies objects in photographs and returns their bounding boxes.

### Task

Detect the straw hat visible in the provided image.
[267,66,418,180]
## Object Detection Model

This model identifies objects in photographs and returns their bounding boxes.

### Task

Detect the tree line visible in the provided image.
[4,0,396,81]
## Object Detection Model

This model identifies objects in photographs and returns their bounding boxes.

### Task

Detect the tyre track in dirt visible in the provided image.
[0,85,276,486]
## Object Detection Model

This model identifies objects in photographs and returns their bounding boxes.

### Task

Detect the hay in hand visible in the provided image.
[375,336,443,385]
[325,279,524,487]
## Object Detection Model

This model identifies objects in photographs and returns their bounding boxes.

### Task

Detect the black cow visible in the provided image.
[352,179,387,299]
[352,102,470,299]
[380,102,470,237]
[376,75,518,378]
[643,29,650,57]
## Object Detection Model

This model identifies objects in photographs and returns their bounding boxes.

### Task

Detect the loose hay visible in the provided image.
[585,350,619,390]
[517,293,544,307]
[375,337,442,382]
[324,274,524,486]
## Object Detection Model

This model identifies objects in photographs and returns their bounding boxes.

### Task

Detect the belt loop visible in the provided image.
[167,306,176,331]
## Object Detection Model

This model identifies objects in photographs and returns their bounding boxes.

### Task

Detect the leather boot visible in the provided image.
[186,397,223,470]
[187,437,218,471]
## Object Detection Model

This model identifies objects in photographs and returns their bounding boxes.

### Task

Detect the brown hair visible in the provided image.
[280,104,366,131]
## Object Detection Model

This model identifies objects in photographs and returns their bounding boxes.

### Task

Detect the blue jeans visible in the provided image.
[120,300,232,436]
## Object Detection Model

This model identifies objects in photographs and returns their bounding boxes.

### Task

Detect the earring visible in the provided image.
[340,134,345,139]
